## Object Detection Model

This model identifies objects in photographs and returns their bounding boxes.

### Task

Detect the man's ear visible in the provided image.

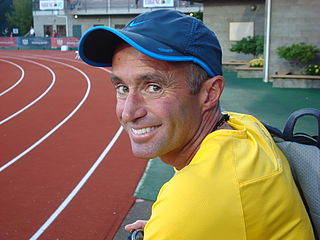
[199,76,224,112]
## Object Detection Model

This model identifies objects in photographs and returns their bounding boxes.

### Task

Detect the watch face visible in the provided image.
[130,229,144,240]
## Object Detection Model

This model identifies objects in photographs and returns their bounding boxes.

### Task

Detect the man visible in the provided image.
[79,9,314,239]
[29,26,35,37]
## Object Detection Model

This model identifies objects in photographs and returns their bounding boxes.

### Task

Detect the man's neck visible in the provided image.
[161,109,228,170]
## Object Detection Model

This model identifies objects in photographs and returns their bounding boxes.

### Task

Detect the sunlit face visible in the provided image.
[111,44,203,159]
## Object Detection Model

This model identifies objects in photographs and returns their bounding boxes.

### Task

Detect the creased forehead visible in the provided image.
[113,43,191,73]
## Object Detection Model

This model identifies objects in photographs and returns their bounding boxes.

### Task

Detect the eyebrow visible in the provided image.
[140,74,165,82]
[110,74,121,83]
[110,72,171,85]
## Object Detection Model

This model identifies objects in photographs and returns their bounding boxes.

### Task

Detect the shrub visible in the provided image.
[230,35,264,57]
[277,42,319,64]
[190,11,203,21]
[249,56,264,67]
[305,64,320,75]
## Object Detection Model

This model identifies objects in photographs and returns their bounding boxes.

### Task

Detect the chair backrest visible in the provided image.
[264,108,320,240]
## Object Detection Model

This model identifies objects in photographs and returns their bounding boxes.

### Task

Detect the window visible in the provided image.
[72,25,82,38]
[57,25,66,37]
[114,24,125,29]
[44,25,53,37]
[229,22,254,41]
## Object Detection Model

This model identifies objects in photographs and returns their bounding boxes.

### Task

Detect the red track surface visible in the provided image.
[0,50,147,240]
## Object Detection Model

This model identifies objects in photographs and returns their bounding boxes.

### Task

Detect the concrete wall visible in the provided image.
[203,0,265,62]
[69,15,136,36]
[201,0,320,80]
[268,0,320,76]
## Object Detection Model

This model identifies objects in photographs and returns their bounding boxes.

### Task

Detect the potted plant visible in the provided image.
[305,64,320,76]
[230,35,264,58]
[249,56,264,68]
[277,42,319,74]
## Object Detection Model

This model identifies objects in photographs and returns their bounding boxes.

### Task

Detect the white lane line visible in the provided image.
[0,58,55,125]
[29,126,123,240]
[0,58,91,172]
[21,54,112,74]
[0,59,25,96]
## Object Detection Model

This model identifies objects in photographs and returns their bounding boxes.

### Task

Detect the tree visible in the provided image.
[6,0,33,36]
[0,0,13,36]
[277,42,319,74]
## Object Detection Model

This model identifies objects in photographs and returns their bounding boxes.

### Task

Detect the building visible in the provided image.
[195,0,320,81]
[32,0,320,82]
[32,0,203,38]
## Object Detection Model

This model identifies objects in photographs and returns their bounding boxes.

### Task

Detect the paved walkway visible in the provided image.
[221,72,319,133]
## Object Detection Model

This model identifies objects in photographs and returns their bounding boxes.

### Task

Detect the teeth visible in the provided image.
[132,126,159,135]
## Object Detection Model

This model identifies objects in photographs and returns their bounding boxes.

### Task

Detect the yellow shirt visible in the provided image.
[144,112,314,240]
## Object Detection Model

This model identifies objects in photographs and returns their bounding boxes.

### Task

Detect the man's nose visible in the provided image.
[121,92,147,123]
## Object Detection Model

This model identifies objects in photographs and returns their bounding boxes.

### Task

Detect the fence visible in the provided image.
[0,37,80,50]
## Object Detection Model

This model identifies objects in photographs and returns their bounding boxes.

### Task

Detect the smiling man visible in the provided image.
[110,43,222,170]
[79,9,314,240]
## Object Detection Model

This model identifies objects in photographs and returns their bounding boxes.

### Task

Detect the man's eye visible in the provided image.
[146,84,161,93]
[116,85,129,94]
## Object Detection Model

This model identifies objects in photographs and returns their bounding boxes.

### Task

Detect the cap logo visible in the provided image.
[158,48,173,53]
[128,19,151,27]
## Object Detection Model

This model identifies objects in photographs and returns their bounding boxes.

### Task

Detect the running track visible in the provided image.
[0,50,147,240]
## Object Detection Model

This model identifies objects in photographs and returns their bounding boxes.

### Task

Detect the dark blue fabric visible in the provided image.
[264,108,320,148]
[78,9,222,77]
[283,108,320,147]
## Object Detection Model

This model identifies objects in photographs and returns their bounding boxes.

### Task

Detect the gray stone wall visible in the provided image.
[268,0,320,76]
[203,0,265,62]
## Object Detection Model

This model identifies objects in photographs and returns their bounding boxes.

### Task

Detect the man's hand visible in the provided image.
[125,220,148,232]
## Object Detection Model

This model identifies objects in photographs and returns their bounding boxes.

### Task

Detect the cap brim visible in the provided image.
[79,26,185,67]
[79,26,215,76]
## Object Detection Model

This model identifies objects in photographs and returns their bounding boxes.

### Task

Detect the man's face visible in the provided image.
[111,44,203,160]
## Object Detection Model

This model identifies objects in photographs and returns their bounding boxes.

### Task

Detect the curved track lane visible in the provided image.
[0,59,25,96]
[0,50,147,240]
[0,57,56,125]
[0,58,53,122]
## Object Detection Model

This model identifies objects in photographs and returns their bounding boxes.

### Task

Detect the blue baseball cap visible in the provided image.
[78,9,222,77]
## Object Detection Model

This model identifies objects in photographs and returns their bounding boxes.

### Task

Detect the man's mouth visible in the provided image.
[131,126,160,135]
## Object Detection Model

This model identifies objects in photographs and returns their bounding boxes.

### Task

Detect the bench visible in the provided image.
[271,74,320,88]
[222,61,248,72]
[235,66,263,78]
